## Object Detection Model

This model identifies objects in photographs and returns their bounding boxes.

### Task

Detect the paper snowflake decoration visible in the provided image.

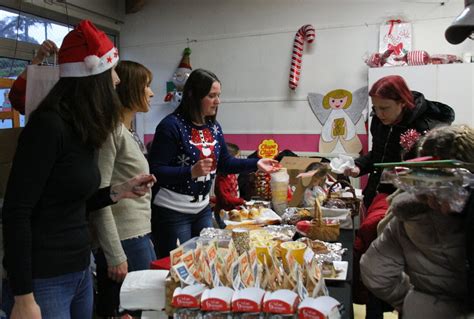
[400,129,421,152]
[177,154,191,166]
[212,124,220,135]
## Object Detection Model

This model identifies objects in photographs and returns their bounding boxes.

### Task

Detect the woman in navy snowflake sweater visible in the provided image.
[148,69,279,257]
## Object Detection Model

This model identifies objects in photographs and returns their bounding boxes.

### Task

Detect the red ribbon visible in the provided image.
[387,19,401,35]
[388,43,403,55]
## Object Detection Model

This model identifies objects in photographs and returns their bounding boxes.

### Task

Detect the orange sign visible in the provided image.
[258,139,279,159]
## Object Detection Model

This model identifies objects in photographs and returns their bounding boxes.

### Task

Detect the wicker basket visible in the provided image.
[306,199,340,242]
[323,179,361,217]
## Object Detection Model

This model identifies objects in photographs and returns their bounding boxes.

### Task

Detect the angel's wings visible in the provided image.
[344,86,368,124]
[307,92,331,125]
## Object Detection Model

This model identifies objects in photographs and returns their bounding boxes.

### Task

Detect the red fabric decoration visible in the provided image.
[400,129,421,152]
[353,193,389,304]
[150,257,171,270]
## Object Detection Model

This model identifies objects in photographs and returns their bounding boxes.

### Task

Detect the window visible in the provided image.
[0,8,70,45]
[0,6,117,129]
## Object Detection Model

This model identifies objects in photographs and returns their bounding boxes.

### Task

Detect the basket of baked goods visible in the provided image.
[281,207,313,225]
[295,198,340,242]
[322,179,361,217]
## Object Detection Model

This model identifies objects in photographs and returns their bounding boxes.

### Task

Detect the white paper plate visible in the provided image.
[224,208,281,225]
[323,261,348,281]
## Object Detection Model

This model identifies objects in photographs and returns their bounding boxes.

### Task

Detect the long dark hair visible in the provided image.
[369,75,415,110]
[32,69,122,149]
[174,68,220,124]
[116,60,153,113]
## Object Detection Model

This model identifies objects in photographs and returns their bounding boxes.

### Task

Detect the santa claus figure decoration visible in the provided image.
[190,127,217,181]
[164,47,192,107]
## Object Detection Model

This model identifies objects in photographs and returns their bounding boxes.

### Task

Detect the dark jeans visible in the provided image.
[366,292,394,319]
[94,234,156,317]
[151,205,212,258]
[2,269,93,319]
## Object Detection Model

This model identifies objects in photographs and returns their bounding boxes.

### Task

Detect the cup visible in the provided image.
[463,52,472,63]
[255,245,272,266]
[280,241,307,269]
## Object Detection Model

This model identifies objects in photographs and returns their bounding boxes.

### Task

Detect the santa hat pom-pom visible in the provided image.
[84,55,100,69]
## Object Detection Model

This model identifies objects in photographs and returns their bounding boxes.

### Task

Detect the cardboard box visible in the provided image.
[0,128,22,198]
[280,156,322,187]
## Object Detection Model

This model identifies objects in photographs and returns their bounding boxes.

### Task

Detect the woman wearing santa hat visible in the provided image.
[148,68,280,258]
[2,20,155,319]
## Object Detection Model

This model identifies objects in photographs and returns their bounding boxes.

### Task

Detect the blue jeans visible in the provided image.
[151,205,212,258]
[94,233,156,316]
[2,268,92,319]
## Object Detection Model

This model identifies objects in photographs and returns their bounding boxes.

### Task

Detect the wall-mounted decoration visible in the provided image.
[257,139,279,159]
[379,20,412,67]
[288,24,315,90]
[164,47,192,107]
[308,87,368,154]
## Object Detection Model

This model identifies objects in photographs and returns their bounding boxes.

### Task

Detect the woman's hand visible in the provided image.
[110,173,156,202]
[11,294,41,319]
[343,166,360,177]
[20,40,58,80]
[257,158,281,173]
[191,158,213,178]
[31,40,58,65]
[108,261,128,282]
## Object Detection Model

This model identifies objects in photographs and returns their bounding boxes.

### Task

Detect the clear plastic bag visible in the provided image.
[381,167,474,213]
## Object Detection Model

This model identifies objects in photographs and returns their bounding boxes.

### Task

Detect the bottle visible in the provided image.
[270,168,289,215]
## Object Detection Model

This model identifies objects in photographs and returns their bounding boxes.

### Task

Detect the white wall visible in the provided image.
[120,0,473,147]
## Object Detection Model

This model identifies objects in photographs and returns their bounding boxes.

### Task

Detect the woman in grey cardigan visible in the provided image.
[90,60,155,317]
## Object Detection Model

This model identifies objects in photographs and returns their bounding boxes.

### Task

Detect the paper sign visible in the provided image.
[258,139,279,159]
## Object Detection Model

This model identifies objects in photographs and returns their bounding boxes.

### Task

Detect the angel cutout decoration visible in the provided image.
[308,87,368,154]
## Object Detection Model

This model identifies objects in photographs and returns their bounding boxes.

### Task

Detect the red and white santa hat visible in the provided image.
[58,20,119,77]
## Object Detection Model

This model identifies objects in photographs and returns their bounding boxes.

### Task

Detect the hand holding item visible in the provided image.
[32,40,58,65]
[108,260,128,282]
[257,158,281,173]
[11,294,42,319]
[19,39,58,81]
[110,173,156,202]
[191,158,213,178]
[343,166,360,177]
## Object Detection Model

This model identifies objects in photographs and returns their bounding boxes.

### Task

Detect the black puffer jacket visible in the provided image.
[355,91,455,208]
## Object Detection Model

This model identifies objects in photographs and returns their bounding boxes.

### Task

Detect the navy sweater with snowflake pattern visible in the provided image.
[149,112,259,214]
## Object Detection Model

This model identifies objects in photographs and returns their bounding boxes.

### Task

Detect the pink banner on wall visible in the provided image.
[144,133,369,189]
[145,133,368,154]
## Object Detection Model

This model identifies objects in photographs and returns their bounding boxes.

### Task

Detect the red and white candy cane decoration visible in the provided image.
[289,24,316,90]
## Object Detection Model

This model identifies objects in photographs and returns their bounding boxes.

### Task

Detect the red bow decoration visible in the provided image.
[388,43,403,55]
[400,129,421,152]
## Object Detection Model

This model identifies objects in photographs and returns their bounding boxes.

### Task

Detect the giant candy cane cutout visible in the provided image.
[289,24,316,90]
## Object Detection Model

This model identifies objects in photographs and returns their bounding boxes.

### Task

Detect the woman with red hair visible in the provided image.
[346,75,455,209]
[345,75,455,319]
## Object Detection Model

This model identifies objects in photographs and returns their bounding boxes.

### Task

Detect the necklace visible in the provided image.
[129,127,146,154]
